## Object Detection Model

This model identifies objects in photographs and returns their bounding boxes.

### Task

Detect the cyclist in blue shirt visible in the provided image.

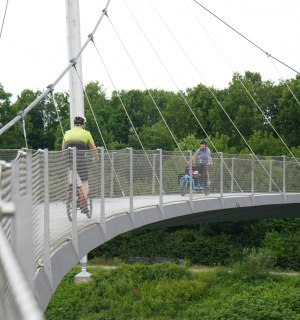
[191,139,212,186]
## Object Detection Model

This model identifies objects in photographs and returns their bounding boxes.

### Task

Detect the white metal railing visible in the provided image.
[0,148,299,317]
[0,201,44,320]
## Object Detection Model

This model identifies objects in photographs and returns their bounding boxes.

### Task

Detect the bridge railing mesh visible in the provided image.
[0,222,44,320]
[0,161,13,241]
[0,155,44,319]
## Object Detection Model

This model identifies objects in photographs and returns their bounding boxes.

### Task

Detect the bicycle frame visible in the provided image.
[180,174,206,190]
[179,167,210,196]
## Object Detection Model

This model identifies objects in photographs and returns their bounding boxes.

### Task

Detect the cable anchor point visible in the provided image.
[47,84,54,94]
[88,33,94,43]
[17,110,25,122]
[102,8,108,16]
[70,58,77,68]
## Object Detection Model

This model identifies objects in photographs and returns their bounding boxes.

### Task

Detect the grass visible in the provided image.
[45,262,300,320]
[88,257,123,266]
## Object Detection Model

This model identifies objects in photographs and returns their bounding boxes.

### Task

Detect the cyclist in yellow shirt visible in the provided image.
[62,116,97,213]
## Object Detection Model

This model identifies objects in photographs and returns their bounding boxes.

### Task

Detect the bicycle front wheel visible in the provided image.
[180,178,189,196]
[84,197,93,218]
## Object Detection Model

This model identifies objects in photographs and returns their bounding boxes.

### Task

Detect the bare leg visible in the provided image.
[206,168,211,187]
[80,180,90,215]
[82,180,89,199]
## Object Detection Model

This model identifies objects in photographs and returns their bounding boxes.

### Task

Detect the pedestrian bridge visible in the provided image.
[0,148,300,318]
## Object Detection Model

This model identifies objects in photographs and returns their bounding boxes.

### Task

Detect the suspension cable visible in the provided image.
[106,14,193,193]
[73,65,106,149]
[18,112,28,149]
[0,0,9,40]
[269,57,300,107]
[238,75,300,167]
[106,14,185,157]
[48,90,64,137]
[90,41,146,151]
[123,0,210,144]
[73,64,126,197]
[0,0,112,136]
[123,0,243,191]
[190,0,300,75]
[184,0,300,167]
[148,0,282,192]
[90,38,164,191]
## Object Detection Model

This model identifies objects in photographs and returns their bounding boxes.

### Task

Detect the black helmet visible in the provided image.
[200,139,207,145]
[74,116,86,126]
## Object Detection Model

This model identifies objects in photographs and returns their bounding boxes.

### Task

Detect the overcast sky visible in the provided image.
[0,0,299,101]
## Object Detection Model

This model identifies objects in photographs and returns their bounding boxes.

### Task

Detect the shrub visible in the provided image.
[232,248,275,278]
[263,230,300,270]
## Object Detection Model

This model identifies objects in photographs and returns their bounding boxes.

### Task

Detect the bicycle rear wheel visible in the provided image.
[66,187,93,221]
[204,179,211,195]
[66,188,73,222]
[83,197,93,218]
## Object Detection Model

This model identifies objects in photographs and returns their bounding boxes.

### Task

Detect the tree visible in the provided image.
[11,89,50,149]
[83,82,111,148]
[186,83,216,138]
[177,133,199,151]
[0,89,35,149]
[248,130,285,156]
[128,121,175,150]
[277,76,300,147]
[0,84,21,148]
[52,91,70,150]
[209,133,237,154]
[160,90,202,140]
[0,83,12,127]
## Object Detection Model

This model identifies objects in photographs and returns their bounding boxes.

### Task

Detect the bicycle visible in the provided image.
[179,165,211,196]
[65,185,93,222]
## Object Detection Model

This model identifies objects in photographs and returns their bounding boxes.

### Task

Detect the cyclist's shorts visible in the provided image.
[68,153,89,182]
[198,164,211,174]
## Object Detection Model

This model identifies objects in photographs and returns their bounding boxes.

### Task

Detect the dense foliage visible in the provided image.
[46,217,299,319]
[90,218,300,271]
[45,263,300,320]
[1,72,300,157]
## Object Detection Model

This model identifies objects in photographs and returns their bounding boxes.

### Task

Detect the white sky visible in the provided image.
[0,0,300,101]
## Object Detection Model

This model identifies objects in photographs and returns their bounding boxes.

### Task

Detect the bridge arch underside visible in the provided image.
[35,193,300,310]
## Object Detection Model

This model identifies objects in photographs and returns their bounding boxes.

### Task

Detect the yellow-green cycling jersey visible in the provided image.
[62,127,94,150]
